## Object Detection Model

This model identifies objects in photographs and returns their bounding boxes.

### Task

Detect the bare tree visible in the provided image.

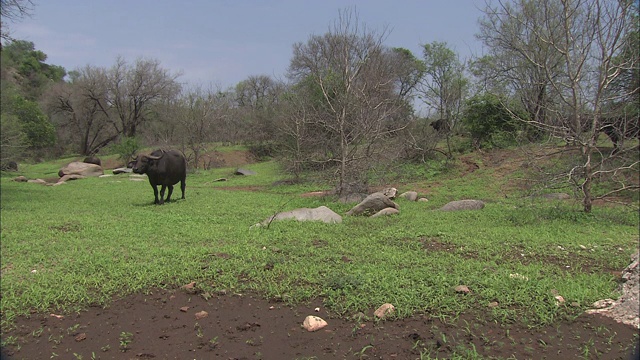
[235,74,284,144]
[287,8,412,195]
[0,0,34,44]
[175,85,232,169]
[108,56,181,138]
[478,0,639,212]
[419,41,468,157]
[45,65,119,155]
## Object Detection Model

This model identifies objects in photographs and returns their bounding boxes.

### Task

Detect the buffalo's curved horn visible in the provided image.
[146,152,165,160]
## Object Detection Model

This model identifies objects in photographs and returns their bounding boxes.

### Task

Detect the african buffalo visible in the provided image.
[599,116,639,154]
[430,119,450,133]
[130,149,187,205]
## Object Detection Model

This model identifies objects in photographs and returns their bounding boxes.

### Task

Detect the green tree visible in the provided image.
[462,93,519,149]
[12,95,55,149]
[2,40,66,99]
[419,41,468,157]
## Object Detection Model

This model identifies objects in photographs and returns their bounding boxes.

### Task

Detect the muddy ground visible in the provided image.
[1,287,638,360]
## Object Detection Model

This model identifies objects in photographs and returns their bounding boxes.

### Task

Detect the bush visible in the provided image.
[111,137,141,163]
[462,94,520,149]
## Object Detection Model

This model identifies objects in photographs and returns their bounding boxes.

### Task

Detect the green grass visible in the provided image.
[1,154,638,334]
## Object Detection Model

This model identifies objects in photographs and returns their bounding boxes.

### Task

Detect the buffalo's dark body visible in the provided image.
[131,149,187,205]
[599,116,640,153]
[430,119,450,133]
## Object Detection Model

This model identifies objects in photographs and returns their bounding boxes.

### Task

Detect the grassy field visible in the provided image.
[1,149,638,338]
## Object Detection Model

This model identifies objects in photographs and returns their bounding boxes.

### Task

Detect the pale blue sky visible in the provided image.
[9,0,486,88]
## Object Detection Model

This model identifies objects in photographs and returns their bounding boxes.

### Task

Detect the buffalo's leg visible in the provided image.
[159,185,167,205]
[152,185,160,204]
[180,178,186,199]
[166,185,174,202]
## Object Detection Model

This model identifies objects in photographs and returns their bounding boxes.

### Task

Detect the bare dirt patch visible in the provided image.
[2,287,638,360]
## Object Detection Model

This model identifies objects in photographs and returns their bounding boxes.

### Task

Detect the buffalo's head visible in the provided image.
[130,153,164,174]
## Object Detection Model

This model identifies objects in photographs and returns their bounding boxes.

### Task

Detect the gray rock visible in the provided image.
[346,192,399,216]
[112,167,132,174]
[256,206,342,227]
[370,207,400,218]
[440,199,485,211]
[58,174,86,183]
[235,168,256,176]
[59,162,103,178]
[399,191,418,201]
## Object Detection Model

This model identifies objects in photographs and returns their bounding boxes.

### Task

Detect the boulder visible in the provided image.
[256,206,342,227]
[380,187,398,199]
[439,199,485,211]
[235,168,256,176]
[59,162,103,178]
[399,191,418,201]
[83,156,101,166]
[58,174,86,183]
[112,167,132,175]
[346,192,398,216]
[13,176,28,182]
[370,207,400,218]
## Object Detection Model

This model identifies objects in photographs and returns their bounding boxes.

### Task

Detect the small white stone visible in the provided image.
[314,307,320,312]
[374,303,395,318]
[303,315,327,332]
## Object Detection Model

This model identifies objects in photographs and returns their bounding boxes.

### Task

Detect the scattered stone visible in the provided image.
[399,191,418,201]
[440,199,485,211]
[254,206,342,227]
[370,207,400,218]
[195,311,208,320]
[13,176,27,182]
[235,168,256,176]
[454,285,471,294]
[488,301,499,308]
[509,273,529,281]
[75,333,87,342]
[587,251,639,328]
[112,167,132,174]
[180,306,189,312]
[303,315,328,332]
[374,303,395,318]
[346,192,399,216]
[58,174,86,183]
[418,198,429,202]
[50,314,64,319]
[592,299,616,309]
[27,179,46,184]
